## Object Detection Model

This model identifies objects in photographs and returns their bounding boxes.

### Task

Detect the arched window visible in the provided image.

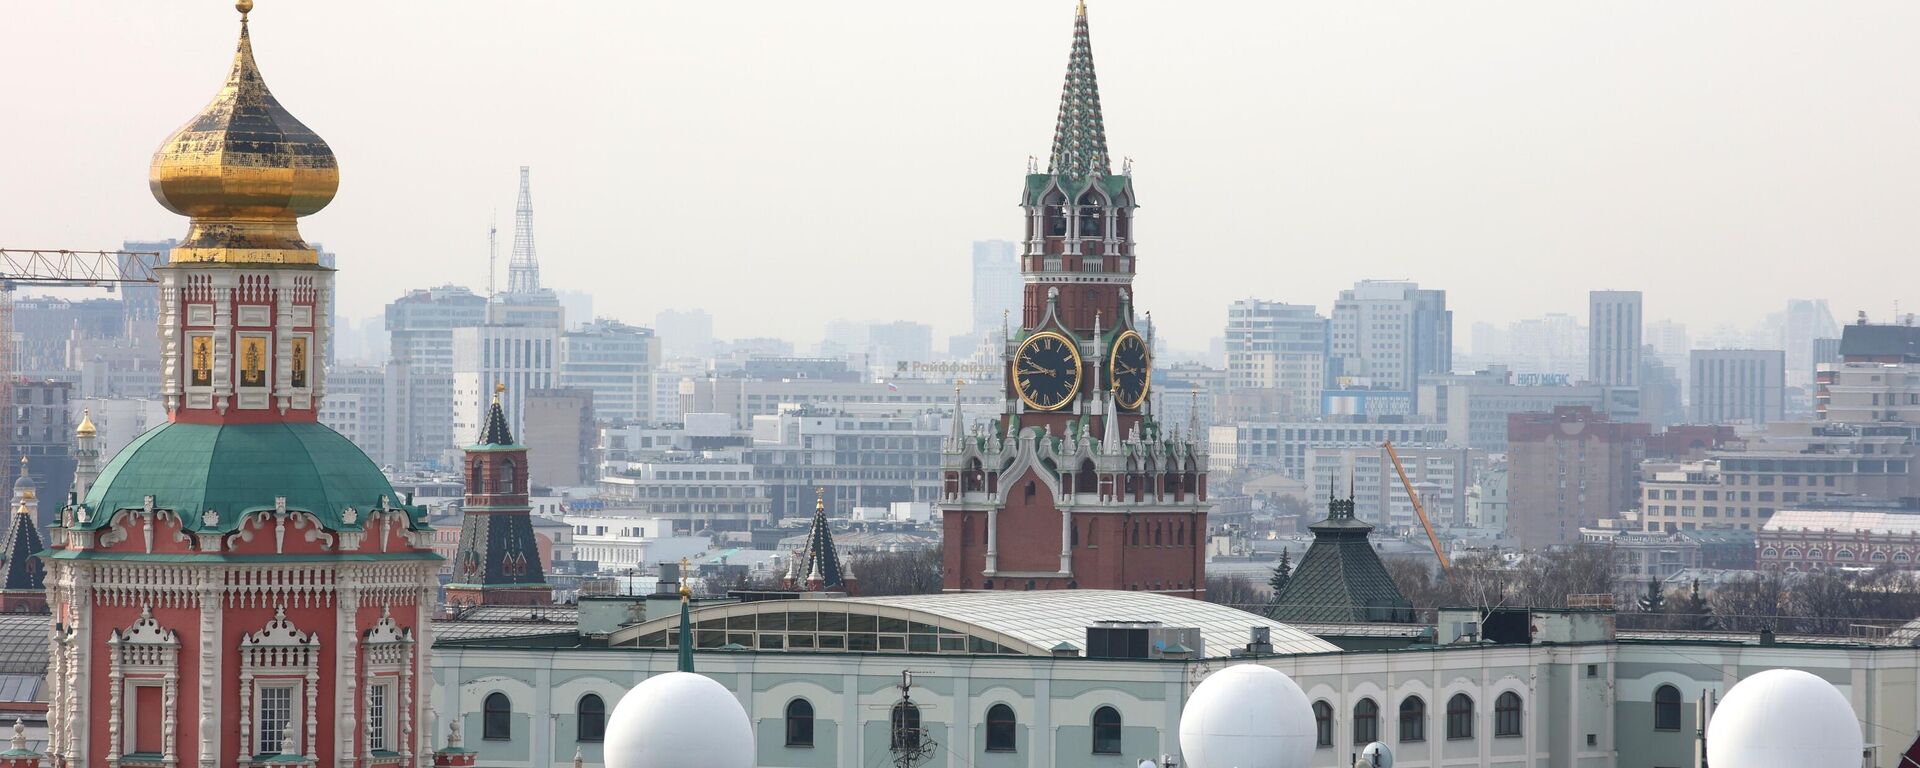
[1784,547,1801,559]
[483,692,512,741]
[468,459,484,494]
[891,702,922,751]
[1872,551,1888,562]
[1043,190,1067,237]
[1806,549,1823,561]
[1446,694,1474,740]
[1761,547,1778,558]
[1130,522,1140,546]
[1653,685,1682,731]
[1076,459,1097,494]
[577,694,606,742]
[1353,698,1379,744]
[1091,706,1122,755]
[496,459,516,493]
[1494,692,1522,737]
[1837,549,1856,561]
[785,699,814,748]
[1154,524,1163,546]
[1077,191,1105,237]
[1313,700,1334,748]
[986,703,1017,753]
[1897,551,1913,563]
[1398,696,1426,742]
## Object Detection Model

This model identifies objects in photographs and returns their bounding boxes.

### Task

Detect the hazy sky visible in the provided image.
[7,2,1920,352]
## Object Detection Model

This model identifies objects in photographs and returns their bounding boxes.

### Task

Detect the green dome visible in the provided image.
[76,421,419,533]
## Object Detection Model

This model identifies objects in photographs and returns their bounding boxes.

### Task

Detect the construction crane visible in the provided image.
[1383,440,1453,577]
[0,248,161,491]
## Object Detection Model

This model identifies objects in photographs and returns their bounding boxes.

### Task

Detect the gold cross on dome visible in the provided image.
[678,556,692,599]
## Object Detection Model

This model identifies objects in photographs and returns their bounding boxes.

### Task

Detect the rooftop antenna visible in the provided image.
[486,214,498,298]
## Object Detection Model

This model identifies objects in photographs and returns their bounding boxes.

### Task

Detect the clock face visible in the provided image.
[1110,330,1151,410]
[1013,331,1083,411]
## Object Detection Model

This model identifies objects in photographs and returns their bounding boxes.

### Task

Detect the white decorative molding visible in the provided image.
[238,605,321,764]
[106,605,181,768]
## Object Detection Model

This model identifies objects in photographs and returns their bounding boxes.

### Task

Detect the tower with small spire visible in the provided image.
[784,489,854,594]
[1269,481,1416,624]
[71,410,98,502]
[0,460,45,614]
[446,384,553,607]
[939,2,1208,598]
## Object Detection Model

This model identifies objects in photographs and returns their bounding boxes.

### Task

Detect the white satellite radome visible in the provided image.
[1706,668,1863,768]
[603,672,754,768]
[1356,742,1394,768]
[1178,664,1315,768]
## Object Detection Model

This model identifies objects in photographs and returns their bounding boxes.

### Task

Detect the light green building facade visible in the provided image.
[430,593,1920,768]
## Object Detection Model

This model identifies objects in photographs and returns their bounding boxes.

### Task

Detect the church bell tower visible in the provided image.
[939,3,1208,598]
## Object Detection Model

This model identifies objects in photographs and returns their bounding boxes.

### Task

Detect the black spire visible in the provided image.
[0,498,44,594]
[478,383,515,445]
[795,489,845,590]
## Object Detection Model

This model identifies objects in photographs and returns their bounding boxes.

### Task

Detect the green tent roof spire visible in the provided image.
[676,556,695,673]
[1047,2,1111,178]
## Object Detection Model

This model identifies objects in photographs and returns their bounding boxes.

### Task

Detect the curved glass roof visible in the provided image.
[609,590,1337,658]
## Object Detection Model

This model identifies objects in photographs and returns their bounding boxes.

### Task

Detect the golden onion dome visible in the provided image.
[148,1,337,265]
[75,409,96,438]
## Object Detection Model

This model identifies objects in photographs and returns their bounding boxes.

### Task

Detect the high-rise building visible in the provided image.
[385,284,487,468]
[1416,366,1606,452]
[1329,279,1452,393]
[941,5,1208,598]
[452,324,560,446]
[867,320,935,370]
[48,9,442,765]
[1506,406,1649,547]
[1689,349,1786,425]
[1771,298,1840,384]
[1223,299,1326,415]
[559,318,659,426]
[1589,290,1642,387]
[654,308,715,359]
[522,388,595,489]
[970,239,1020,334]
[318,364,397,467]
[6,379,74,527]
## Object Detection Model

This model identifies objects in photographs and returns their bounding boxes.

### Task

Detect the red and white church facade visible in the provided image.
[41,4,443,766]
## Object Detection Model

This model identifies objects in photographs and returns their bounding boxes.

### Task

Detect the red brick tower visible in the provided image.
[939,3,1208,598]
[445,385,552,607]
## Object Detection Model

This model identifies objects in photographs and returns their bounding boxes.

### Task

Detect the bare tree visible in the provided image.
[845,550,943,596]
[1205,574,1264,610]
[1709,571,1784,633]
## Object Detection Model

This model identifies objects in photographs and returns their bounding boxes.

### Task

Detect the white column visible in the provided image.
[415,578,435,767]
[984,509,999,576]
[335,585,360,767]
[197,580,221,768]
[1059,512,1073,574]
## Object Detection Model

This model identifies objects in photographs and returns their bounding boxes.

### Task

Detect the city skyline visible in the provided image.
[8,2,1920,351]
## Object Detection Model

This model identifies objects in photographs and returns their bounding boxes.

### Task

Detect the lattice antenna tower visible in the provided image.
[507,166,540,294]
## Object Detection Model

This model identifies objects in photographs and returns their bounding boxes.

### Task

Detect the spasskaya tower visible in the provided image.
[940,3,1208,599]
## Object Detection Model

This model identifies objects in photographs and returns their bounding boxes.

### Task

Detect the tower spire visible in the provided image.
[1047,2,1111,178]
[507,166,540,294]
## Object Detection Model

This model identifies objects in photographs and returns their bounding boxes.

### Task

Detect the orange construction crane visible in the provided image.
[0,249,161,490]
[1384,440,1453,577]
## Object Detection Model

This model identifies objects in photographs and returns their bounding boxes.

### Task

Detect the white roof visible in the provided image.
[848,590,1338,656]
[1763,509,1920,536]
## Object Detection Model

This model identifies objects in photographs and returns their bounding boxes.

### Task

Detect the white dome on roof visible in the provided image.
[604,672,753,768]
[1706,668,1862,768]
[1178,664,1314,768]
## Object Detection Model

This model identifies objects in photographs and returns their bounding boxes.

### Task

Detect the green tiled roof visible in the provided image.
[1269,496,1417,625]
[72,421,423,533]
